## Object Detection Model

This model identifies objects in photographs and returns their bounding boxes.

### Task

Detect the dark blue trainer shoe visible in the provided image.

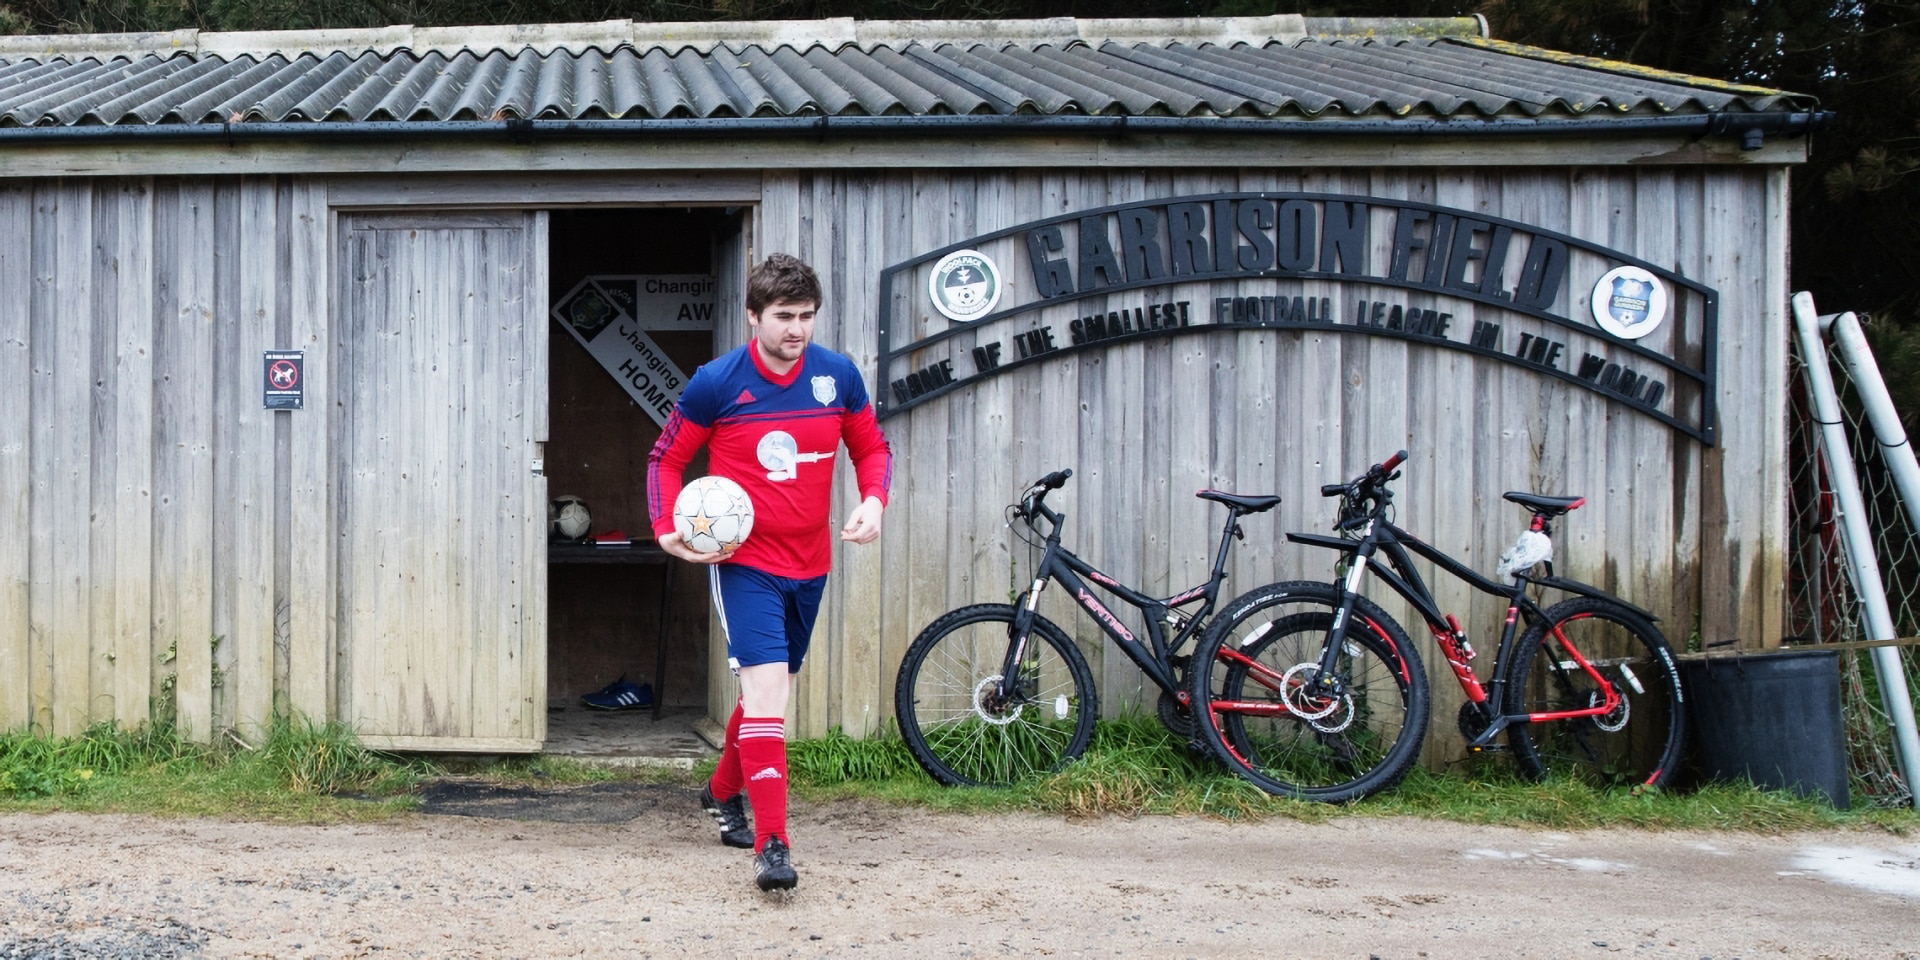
[581,677,652,711]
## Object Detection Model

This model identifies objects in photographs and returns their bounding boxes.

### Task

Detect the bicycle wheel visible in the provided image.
[1500,597,1685,789]
[1189,581,1429,802]
[894,604,1099,787]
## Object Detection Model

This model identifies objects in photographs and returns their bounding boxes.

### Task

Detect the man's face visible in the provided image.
[748,299,817,366]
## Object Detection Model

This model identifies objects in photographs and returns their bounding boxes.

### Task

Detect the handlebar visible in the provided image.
[1321,450,1409,498]
[1323,450,1408,530]
[1017,468,1074,532]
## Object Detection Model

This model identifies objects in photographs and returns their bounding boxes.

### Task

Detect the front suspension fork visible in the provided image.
[1313,553,1371,692]
[997,577,1049,699]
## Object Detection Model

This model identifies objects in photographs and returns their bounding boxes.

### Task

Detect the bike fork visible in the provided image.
[998,577,1048,699]
[1314,554,1371,684]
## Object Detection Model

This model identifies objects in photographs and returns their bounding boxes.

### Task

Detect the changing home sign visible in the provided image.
[552,276,706,426]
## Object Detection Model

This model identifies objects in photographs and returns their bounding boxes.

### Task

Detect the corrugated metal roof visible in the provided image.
[0,18,1812,128]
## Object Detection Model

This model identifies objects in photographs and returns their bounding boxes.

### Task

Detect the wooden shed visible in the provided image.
[0,15,1817,756]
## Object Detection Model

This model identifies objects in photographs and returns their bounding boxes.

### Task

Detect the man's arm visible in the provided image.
[839,402,892,544]
[647,408,727,563]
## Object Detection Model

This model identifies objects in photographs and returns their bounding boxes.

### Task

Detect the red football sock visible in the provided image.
[737,716,788,852]
[708,699,746,800]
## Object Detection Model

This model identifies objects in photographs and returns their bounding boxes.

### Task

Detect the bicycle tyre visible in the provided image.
[1189,581,1430,803]
[894,603,1099,787]
[1500,596,1686,790]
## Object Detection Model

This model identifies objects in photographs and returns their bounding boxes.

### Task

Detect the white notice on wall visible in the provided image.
[551,277,701,427]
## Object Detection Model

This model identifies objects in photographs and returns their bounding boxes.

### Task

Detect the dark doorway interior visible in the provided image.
[544,207,735,756]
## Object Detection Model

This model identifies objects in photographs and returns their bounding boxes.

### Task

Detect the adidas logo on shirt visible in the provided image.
[735,388,756,404]
[750,767,784,782]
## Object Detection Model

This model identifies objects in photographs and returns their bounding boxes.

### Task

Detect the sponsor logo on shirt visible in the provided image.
[757,430,834,482]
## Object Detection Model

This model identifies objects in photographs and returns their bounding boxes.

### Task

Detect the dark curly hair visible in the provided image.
[746,253,823,314]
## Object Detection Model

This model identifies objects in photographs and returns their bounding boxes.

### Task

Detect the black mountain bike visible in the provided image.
[894,469,1279,786]
[1188,451,1687,802]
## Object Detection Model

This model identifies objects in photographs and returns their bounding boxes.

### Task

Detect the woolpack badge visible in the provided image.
[1591,265,1669,340]
[928,249,1002,322]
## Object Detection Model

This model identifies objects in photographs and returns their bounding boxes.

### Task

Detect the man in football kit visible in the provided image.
[647,253,892,892]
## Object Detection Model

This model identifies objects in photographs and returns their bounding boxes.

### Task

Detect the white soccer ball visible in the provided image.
[550,494,591,541]
[673,476,754,555]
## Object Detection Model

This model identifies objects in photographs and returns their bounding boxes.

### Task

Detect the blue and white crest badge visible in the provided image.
[811,374,837,406]
[1591,265,1669,341]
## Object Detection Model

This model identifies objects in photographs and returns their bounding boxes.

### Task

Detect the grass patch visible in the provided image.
[786,716,1920,834]
[6,716,1916,834]
[0,718,424,821]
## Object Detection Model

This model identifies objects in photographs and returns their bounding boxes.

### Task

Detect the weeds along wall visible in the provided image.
[0,163,1790,765]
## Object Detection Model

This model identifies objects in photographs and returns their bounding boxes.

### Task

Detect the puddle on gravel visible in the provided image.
[416,779,679,824]
[1788,845,1920,898]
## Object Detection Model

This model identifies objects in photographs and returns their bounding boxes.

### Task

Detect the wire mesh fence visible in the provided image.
[1786,318,1920,807]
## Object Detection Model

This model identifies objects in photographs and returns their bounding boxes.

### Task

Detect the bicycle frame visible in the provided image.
[998,498,1246,704]
[1289,516,1657,747]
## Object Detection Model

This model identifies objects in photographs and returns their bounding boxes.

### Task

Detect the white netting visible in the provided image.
[1786,319,1920,807]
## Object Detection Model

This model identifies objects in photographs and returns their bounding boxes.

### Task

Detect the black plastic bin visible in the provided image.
[1679,648,1849,808]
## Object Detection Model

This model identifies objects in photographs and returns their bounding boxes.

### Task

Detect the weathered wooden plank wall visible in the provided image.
[286,181,332,725]
[770,165,1788,755]
[0,162,1789,763]
[0,184,28,733]
[2,176,325,740]
[152,180,212,741]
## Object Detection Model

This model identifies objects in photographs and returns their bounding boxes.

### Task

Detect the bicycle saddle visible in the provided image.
[1503,491,1587,516]
[1197,490,1281,514]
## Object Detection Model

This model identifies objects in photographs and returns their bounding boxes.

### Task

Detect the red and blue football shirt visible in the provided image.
[648,342,893,579]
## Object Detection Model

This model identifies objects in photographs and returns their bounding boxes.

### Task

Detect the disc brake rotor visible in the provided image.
[1592,687,1630,732]
[972,675,1023,726]
[1281,663,1341,720]
[1307,695,1356,733]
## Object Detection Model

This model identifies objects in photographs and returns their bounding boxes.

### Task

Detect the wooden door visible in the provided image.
[335,212,549,751]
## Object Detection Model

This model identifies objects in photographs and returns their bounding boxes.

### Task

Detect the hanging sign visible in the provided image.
[574,275,718,331]
[875,191,1720,445]
[552,278,696,427]
[262,351,303,410]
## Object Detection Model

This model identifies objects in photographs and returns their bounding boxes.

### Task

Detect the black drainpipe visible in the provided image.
[0,111,1831,149]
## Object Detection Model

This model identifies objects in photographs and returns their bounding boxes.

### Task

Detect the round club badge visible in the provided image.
[1591,265,1668,340]
[928,250,1002,322]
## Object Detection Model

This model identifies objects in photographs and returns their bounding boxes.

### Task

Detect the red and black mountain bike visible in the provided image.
[1188,451,1687,803]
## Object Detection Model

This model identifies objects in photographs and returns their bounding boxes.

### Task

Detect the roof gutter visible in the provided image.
[0,110,1831,149]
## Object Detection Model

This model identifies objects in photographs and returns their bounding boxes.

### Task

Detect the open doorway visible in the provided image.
[544,207,739,761]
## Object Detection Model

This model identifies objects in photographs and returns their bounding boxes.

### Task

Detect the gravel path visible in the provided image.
[2,789,1916,958]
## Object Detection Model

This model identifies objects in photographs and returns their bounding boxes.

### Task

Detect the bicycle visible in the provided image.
[1188,450,1687,802]
[893,468,1279,786]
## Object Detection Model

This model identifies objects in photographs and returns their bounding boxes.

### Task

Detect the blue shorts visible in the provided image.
[709,563,828,673]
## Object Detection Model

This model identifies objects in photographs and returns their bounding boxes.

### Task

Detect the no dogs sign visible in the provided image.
[263,351,304,410]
